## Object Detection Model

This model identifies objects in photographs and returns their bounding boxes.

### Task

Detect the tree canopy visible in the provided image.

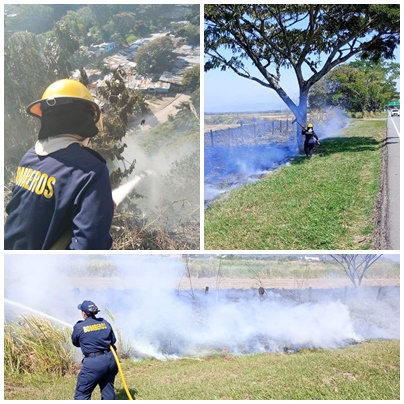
[309,60,400,117]
[134,36,175,76]
[205,4,400,142]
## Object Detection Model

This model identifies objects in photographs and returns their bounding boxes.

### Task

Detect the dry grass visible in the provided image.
[4,316,75,376]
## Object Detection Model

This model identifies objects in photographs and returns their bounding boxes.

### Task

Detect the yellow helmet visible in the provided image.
[26,79,101,123]
[307,123,313,128]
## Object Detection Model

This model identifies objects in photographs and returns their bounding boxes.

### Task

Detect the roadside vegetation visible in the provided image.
[5,327,399,400]
[205,118,386,250]
[4,317,74,376]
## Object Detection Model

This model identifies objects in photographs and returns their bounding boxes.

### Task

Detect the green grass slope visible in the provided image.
[205,119,386,250]
[5,340,399,400]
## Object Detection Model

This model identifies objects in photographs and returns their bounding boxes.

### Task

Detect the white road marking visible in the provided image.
[390,116,400,138]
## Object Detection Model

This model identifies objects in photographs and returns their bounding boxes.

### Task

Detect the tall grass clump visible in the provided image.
[4,316,75,376]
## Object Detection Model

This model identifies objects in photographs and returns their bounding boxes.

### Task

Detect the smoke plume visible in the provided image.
[4,254,399,360]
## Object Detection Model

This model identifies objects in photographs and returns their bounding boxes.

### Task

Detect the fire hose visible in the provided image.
[110,345,133,400]
[292,117,305,130]
[292,118,321,146]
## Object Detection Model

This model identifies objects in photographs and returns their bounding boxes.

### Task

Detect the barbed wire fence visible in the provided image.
[204,118,296,148]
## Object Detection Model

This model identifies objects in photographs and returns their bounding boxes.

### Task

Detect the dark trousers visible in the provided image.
[304,139,317,159]
[74,351,118,400]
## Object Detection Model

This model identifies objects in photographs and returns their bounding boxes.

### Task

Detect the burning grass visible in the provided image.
[205,119,386,250]
[4,340,399,400]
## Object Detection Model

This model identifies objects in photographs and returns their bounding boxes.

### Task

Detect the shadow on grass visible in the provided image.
[291,136,384,166]
[116,387,139,400]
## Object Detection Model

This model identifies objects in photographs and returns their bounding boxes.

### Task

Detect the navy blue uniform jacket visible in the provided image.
[4,143,113,250]
[301,128,319,143]
[72,316,117,356]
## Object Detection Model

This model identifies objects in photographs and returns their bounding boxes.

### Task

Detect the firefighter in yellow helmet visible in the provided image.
[5,79,114,250]
[301,122,320,159]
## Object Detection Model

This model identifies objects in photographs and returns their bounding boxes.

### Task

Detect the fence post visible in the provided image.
[210,129,214,147]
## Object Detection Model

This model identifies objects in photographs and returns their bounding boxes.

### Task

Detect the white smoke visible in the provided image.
[314,107,350,140]
[4,254,399,360]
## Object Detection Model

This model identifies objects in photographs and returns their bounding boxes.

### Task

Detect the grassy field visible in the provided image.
[185,256,399,280]
[204,119,386,250]
[5,340,399,400]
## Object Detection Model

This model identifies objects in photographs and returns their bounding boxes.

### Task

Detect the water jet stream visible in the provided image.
[5,298,71,328]
[112,169,155,206]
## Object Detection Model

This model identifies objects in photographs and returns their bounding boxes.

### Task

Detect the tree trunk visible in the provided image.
[294,90,309,152]
[272,85,308,152]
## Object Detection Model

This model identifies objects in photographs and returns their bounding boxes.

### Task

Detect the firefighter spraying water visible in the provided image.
[4,79,114,250]
[292,119,321,159]
[4,79,155,251]
[72,300,119,400]
[5,298,134,400]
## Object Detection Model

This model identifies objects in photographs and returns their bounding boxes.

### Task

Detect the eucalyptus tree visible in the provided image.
[205,4,400,148]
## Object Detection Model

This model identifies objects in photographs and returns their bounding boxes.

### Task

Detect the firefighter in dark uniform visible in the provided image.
[72,300,118,400]
[4,79,114,250]
[301,123,320,159]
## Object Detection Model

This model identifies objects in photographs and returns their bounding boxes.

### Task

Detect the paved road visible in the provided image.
[385,115,400,249]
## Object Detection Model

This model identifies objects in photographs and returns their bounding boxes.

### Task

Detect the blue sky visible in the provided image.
[204,44,400,114]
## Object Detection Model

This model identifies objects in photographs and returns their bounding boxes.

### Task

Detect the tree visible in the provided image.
[330,254,382,287]
[182,65,200,93]
[4,17,79,172]
[205,5,400,149]
[134,36,175,76]
[95,68,145,187]
[191,88,200,118]
[4,32,52,173]
[309,60,399,117]
[112,12,136,45]
[175,23,200,46]
[4,28,76,174]
[182,66,200,119]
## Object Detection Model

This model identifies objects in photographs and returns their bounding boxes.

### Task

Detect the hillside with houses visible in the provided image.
[75,32,200,97]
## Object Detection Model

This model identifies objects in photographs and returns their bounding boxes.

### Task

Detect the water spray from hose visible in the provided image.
[4,298,71,328]
[112,169,156,207]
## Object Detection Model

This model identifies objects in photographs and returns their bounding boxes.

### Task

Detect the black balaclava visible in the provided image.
[38,101,99,140]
